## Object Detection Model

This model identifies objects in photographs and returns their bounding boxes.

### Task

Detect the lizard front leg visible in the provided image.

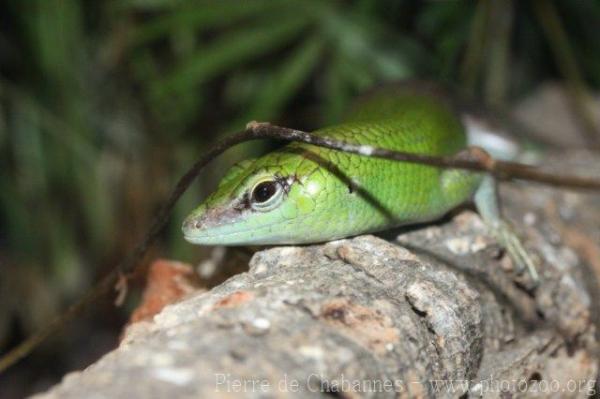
[443,146,540,282]
[474,173,540,283]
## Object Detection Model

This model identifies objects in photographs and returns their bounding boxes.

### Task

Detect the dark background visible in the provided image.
[1,0,599,396]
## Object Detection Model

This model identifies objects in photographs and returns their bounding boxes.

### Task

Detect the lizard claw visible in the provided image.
[489,221,539,284]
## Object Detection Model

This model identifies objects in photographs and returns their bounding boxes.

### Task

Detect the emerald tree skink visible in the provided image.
[182,86,538,279]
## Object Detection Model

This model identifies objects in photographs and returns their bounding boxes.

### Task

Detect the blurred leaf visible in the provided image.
[324,9,421,82]
[417,2,473,77]
[117,0,187,11]
[323,49,348,123]
[234,35,324,126]
[12,100,47,196]
[129,0,281,44]
[151,13,311,98]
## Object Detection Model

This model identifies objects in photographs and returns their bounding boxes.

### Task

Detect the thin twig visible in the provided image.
[1,121,600,373]
[245,122,600,190]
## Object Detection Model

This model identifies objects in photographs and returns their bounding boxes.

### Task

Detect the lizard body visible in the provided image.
[182,86,537,279]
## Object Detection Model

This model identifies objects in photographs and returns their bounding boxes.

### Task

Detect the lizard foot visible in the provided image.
[488,220,539,283]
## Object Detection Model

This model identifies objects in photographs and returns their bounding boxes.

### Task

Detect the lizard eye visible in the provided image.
[250,180,283,211]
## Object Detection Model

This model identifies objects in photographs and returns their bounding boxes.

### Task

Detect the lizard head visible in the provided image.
[182,153,335,245]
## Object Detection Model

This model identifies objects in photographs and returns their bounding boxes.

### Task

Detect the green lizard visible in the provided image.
[182,85,538,280]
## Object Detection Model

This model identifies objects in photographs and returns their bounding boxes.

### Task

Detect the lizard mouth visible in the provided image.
[181,217,286,245]
[181,200,252,244]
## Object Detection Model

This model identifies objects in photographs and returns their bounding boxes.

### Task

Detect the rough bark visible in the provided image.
[34,150,599,399]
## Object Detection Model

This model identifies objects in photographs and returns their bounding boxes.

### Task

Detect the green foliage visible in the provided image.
[123,0,424,133]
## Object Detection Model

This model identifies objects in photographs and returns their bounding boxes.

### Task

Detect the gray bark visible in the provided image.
[35,150,599,399]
